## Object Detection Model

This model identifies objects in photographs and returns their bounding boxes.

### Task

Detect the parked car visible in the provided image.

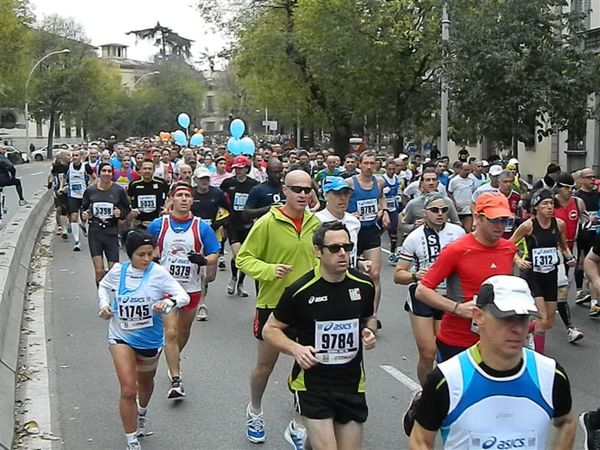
[32,143,72,161]
[3,145,29,164]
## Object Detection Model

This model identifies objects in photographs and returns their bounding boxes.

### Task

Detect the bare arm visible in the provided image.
[550,412,576,450]
[409,423,436,450]
[584,248,600,293]
[415,284,474,319]
[556,219,574,260]
[262,314,319,370]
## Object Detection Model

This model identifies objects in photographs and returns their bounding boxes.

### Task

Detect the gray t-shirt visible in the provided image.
[398,196,460,236]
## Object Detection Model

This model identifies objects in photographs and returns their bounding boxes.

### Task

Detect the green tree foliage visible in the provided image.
[448,0,600,152]
[127,22,194,60]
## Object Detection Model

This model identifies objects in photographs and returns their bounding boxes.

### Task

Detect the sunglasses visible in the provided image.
[287,185,313,195]
[426,206,449,214]
[480,214,513,226]
[322,243,354,253]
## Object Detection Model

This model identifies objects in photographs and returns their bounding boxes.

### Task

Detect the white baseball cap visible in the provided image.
[193,167,211,179]
[476,275,540,318]
[489,165,503,176]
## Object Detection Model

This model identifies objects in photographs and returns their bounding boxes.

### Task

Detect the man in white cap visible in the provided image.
[409,275,576,449]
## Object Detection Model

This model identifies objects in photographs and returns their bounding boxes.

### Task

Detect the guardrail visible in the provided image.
[0,188,52,450]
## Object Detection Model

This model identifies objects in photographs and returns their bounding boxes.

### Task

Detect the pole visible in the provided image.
[24,48,70,159]
[264,108,269,136]
[440,1,450,157]
[296,110,301,149]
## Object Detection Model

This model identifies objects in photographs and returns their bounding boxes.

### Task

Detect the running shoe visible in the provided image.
[167,377,185,399]
[196,304,208,321]
[56,226,63,236]
[237,281,249,298]
[590,304,600,318]
[227,277,237,295]
[218,256,226,271]
[126,440,141,450]
[80,222,88,237]
[580,410,600,450]
[576,290,592,306]
[567,327,584,343]
[284,420,306,450]
[61,231,68,240]
[388,253,399,265]
[73,242,81,252]
[402,389,422,437]
[67,224,72,233]
[245,403,266,443]
[136,414,152,437]
[18,199,28,206]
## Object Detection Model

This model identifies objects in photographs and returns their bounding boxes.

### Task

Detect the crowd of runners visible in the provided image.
[43,138,600,449]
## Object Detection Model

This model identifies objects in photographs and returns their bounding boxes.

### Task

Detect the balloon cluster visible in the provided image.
[171,113,205,148]
[227,119,255,156]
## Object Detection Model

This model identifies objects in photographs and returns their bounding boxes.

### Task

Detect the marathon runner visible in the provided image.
[447,162,476,232]
[220,156,258,297]
[0,144,27,206]
[147,181,220,399]
[64,149,93,251]
[98,229,190,450]
[394,193,465,386]
[381,160,402,263]
[510,189,581,353]
[236,169,320,445]
[262,221,377,450]
[409,276,575,450]
[346,151,390,328]
[85,146,100,182]
[82,162,132,285]
[114,154,140,190]
[244,158,286,221]
[48,151,70,239]
[127,159,169,230]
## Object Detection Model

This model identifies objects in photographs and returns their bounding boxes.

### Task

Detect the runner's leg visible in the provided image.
[250,340,280,411]
[303,418,337,450]
[110,344,138,433]
[409,315,437,386]
[333,421,363,450]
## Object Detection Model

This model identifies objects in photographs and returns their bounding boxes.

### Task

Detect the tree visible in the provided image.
[0,0,33,107]
[127,22,193,60]
[447,0,600,155]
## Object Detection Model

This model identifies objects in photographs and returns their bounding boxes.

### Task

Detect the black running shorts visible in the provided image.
[88,231,119,262]
[293,390,368,424]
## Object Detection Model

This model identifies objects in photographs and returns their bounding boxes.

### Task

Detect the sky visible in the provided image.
[29,0,228,68]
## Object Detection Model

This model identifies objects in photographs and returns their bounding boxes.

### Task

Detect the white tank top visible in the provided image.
[68,163,86,199]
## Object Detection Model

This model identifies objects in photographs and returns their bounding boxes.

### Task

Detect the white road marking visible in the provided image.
[380,364,421,392]
[381,247,391,255]
[30,171,43,176]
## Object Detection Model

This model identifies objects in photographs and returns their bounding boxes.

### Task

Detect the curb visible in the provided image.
[0,188,52,450]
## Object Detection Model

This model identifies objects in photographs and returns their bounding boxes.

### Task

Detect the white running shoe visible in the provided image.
[284,420,307,449]
[227,277,237,295]
[126,440,141,450]
[567,327,584,344]
[167,377,185,399]
[136,414,153,437]
[73,242,81,252]
[196,305,208,321]
[245,403,266,443]
[237,281,249,298]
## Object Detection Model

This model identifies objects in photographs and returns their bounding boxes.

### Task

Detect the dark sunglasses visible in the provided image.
[480,214,513,226]
[322,243,354,253]
[426,206,449,214]
[287,185,312,195]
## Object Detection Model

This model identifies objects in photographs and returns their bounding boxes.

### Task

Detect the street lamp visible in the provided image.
[132,71,160,90]
[440,2,450,157]
[24,48,71,158]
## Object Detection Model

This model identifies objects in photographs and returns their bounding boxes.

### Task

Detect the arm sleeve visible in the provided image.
[118,187,132,215]
[398,232,418,262]
[82,188,91,210]
[146,219,162,239]
[420,244,458,289]
[235,221,277,281]
[245,185,261,209]
[414,368,450,431]
[155,264,190,308]
[552,362,572,418]
[98,263,121,309]
[199,221,221,255]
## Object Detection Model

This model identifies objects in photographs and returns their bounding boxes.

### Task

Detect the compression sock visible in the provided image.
[239,270,246,284]
[575,269,584,290]
[533,333,545,354]
[231,258,238,278]
[390,238,398,253]
[71,222,80,243]
[557,301,573,329]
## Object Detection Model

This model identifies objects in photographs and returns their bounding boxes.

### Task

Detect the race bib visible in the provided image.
[168,262,193,282]
[314,319,359,365]
[532,247,558,273]
[138,195,157,213]
[386,197,397,212]
[233,192,249,211]
[93,202,114,220]
[116,297,153,330]
[70,182,85,198]
[356,198,378,222]
[468,432,537,450]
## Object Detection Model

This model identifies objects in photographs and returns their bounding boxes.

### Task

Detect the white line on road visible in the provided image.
[380,364,421,392]
[29,171,43,176]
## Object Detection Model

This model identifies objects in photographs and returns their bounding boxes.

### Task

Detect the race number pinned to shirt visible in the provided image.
[532,247,558,273]
[386,197,397,212]
[93,202,114,221]
[314,319,359,365]
[138,195,157,213]
[165,248,194,283]
[116,295,153,330]
[233,192,249,211]
[69,182,85,199]
[356,198,378,222]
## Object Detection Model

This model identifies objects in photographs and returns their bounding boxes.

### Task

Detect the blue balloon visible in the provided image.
[227,137,244,155]
[229,119,245,139]
[190,133,204,147]
[240,137,256,156]
[173,130,187,146]
[178,113,190,129]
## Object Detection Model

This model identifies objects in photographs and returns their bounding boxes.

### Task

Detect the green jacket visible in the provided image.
[236,206,321,308]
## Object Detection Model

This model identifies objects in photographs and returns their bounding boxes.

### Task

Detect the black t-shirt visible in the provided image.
[273,268,375,393]
[50,162,68,192]
[191,186,228,224]
[127,177,169,223]
[219,176,258,226]
[246,181,285,210]
[415,355,572,432]
[575,189,599,212]
[82,183,131,234]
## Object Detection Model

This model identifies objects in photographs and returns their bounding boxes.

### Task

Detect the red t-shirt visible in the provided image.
[420,233,516,348]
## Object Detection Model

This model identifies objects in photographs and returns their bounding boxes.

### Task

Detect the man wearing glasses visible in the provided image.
[263,221,377,450]
[236,169,321,446]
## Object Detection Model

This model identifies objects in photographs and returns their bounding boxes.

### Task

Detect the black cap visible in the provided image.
[556,172,575,187]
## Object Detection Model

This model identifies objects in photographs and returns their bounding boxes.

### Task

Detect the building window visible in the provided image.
[206,96,214,114]
[205,121,216,132]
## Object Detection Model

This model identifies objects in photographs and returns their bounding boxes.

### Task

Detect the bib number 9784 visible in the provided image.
[314,319,359,365]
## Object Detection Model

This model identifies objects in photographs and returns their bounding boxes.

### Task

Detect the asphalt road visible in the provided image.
[1,160,51,226]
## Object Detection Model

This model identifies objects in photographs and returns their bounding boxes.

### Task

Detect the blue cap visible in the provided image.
[323,176,352,193]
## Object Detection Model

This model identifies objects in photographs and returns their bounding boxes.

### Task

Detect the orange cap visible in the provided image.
[475,192,512,219]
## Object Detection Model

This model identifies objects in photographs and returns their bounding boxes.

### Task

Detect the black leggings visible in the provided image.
[0,178,24,201]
